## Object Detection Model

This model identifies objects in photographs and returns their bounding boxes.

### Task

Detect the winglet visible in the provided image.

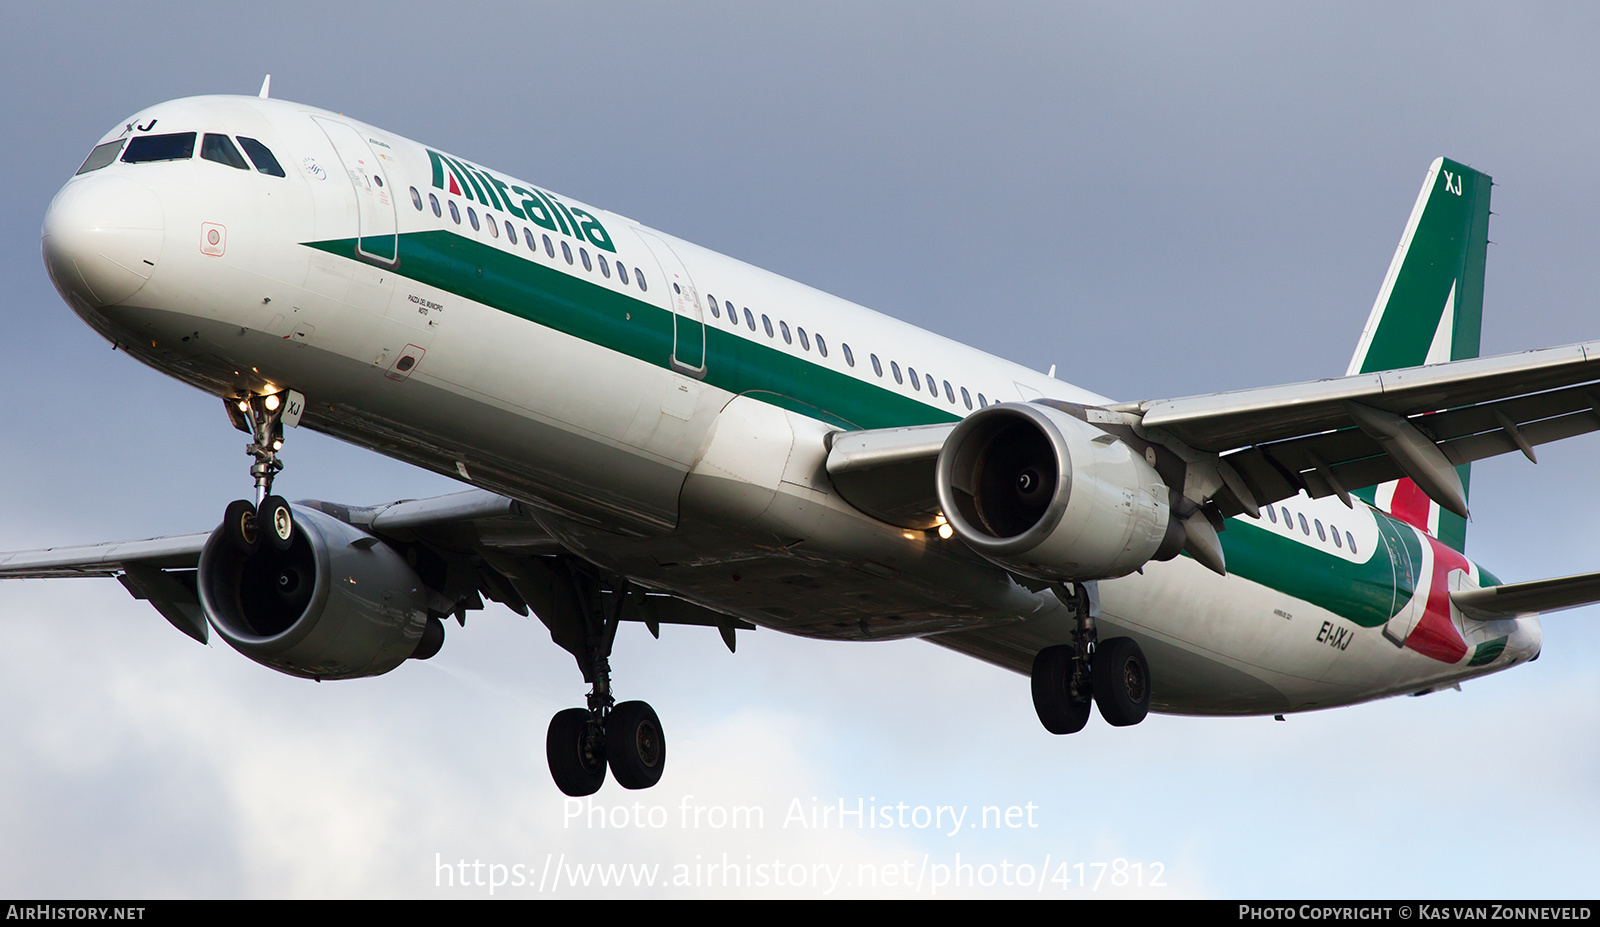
[258,74,271,99]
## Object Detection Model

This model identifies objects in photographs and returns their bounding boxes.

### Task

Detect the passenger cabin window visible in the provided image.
[449,201,461,224]
[891,361,903,384]
[201,133,248,170]
[762,314,774,338]
[236,137,286,177]
[635,268,648,291]
[843,344,855,367]
[505,221,517,244]
[780,321,792,344]
[122,132,196,163]
[580,247,592,271]
[410,186,423,210]
[1346,532,1357,555]
[618,263,629,285]
[977,393,987,406]
[816,335,828,358]
[909,367,921,390]
[871,354,883,376]
[543,234,555,257]
[76,140,125,175]
[467,207,480,231]
[487,214,499,238]
[599,254,611,278]
[798,327,810,351]
[961,387,972,409]
[707,294,720,318]
[430,194,442,217]
[744,308,755,331]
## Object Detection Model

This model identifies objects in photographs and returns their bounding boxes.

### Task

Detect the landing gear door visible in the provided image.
[313,117,398,266]
[635,230,706,378]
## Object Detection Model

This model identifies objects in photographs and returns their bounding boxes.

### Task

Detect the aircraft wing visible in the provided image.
[825,340,1600,528]
[0,533,210,578]
[0,488,753,651]
[1118,339,1600,515]
[1452,571,1600,620]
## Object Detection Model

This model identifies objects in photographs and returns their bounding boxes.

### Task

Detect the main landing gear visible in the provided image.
[221,390,300,555]
[1030,582,1151,734]
[538,562,665,797]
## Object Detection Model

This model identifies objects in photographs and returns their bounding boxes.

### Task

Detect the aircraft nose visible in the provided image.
[41,174,165,308]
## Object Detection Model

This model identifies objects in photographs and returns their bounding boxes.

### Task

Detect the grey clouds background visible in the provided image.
[0,1,1597,897]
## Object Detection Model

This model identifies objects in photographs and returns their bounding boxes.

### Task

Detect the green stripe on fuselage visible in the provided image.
[305,232,955,432]
[305,231,1426,626]
[1220,511,1420,628]
[1468,637,1507,666]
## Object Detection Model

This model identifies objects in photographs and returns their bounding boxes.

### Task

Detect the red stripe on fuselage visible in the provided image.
[1404,530,1469,663]
[1388,478,1433,535]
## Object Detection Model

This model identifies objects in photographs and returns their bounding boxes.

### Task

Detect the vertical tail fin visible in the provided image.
[1348,158,1492,553]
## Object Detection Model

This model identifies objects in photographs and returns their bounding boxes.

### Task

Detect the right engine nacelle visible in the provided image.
[197,505,434,680]
[935,402,1172,582]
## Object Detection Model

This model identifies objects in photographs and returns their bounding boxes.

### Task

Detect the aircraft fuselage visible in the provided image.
[41,95,1541,717]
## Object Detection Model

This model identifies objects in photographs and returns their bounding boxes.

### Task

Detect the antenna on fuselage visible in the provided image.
[258,75,271,99]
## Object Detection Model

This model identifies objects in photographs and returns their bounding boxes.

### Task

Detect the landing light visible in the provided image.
[264,393,281,412]
[938,524,954,540]
[237,400,250,413]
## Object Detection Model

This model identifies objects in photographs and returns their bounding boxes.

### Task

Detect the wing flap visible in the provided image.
[1211,379,1600,511]
[1130,340,1600,452]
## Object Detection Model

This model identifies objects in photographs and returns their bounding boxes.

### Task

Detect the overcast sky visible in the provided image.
[1,2,1598,898]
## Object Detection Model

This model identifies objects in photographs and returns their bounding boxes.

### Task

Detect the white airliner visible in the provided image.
[17,87,1600,796]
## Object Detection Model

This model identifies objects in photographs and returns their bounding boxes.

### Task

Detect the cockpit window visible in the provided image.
[122,132,196,163]
[236,137,286,177]
[201,133,249,170]
[75,140,126,175]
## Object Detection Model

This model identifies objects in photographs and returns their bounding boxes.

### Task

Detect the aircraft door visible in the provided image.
[634,229,706,377]
[1379,520,1423,646]
[313,117,398,266]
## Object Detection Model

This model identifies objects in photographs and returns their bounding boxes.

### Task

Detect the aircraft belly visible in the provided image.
[535,399,1049,641]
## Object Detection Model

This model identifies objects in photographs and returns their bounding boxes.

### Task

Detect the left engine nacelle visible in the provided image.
[198,505,432,680]
[936,402,1173,582]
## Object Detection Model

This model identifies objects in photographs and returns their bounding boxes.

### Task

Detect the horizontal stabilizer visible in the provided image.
[1451,571,1600,619]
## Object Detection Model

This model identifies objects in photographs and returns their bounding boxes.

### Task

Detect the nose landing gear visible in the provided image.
[221,389,304,555]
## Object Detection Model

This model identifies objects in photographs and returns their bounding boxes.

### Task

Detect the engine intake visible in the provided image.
[198,505,433,679]
[936,402,1172,581]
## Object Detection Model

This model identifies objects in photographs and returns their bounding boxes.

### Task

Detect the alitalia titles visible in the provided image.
[426,149,615,253]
